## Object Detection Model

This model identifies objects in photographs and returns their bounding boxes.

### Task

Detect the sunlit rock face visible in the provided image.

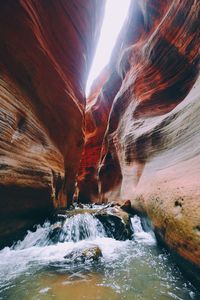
[77,67,121,203]
[77,3,140,203]
[0,0,105,244]
[83,0,200,267]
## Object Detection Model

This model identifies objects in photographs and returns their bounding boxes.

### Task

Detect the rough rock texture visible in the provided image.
[77,67,121,203]
[81,0,200,269]
[95,205,132,240]
[77,2,140,203]
[0,0,105,245]
[64,245,102,263]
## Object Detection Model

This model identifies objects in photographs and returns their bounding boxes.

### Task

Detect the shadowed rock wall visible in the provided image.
[0,0,105,244]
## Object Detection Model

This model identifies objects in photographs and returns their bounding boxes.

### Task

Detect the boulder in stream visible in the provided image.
[51,204,133,242]
[94,205,133,240]
[64,245,102,263]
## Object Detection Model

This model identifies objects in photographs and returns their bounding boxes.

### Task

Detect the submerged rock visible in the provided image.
[64,245,102,263]
[48,223,63,243]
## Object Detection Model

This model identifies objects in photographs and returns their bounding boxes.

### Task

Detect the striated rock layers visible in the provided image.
[77,2,139,203]
[79,0,200,270]
[0,0,105,245]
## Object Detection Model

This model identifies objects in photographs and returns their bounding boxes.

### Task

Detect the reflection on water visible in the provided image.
[20,272,121,300]
[0,213,199,300]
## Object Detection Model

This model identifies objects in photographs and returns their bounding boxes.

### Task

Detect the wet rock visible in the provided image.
[51,205,133,242]
[120,200,137,215]
[56,208,98,218]
[68,204,75,211]
[48,223,63,243]
[64,245,102,263]
[121,200,132,212]
[95,206,132,240]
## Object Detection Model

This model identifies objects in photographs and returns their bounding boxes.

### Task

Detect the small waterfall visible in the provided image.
[0,211,199,300]
[131,215,144,233]
[131,215,156,245]
[13,221,51,250]
[13,213,106,250]
[58,213,106,242]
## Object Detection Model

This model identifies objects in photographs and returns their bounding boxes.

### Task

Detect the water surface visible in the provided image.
[0,212,199,300]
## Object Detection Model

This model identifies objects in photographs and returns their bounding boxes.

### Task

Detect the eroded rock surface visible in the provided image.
[0,0,105,245]
[77,2,140,203]
[1,0,200,276]
[80,0,200,269]
[95,205,132,240]
[64,245,102,263]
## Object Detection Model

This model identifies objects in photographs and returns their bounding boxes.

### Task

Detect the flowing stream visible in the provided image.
[0,209,199,300]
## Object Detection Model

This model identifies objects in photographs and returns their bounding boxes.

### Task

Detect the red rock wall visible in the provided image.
[77,67,122,203]
[81,0,200,268]
[77,1,143,203]
[0,0,105,244]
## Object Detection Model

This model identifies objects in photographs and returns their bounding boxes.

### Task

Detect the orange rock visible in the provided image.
[98,0,200,269]
[77,0,200,271]
[0,0,105,244]
[77,2,139,203]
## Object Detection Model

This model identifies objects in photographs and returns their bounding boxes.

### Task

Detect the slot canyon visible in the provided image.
[0,0,200,298]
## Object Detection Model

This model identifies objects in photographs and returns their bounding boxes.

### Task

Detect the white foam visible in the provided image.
[131,215,157,245]
[0,213,156,288]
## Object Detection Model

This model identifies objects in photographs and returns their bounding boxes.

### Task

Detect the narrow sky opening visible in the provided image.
[86,0,131,97]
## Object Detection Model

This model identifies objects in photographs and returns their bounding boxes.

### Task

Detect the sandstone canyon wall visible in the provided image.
[77,1,142,203]
[79,0,200,271]
[0,0,200,279]
[0,0,105,245]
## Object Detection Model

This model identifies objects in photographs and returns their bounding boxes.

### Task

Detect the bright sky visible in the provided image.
[85,0,131,96]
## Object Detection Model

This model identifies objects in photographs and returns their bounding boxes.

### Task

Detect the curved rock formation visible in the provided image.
[1,0,200,281]
[77,67,121,203]
[77,1,140,203]
[0,0,105,245]
[79,0,200,271]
